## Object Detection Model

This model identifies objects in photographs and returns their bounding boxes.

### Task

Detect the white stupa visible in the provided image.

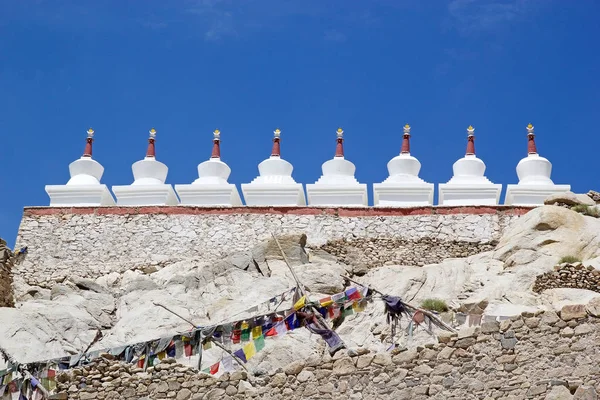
[112,128,179,206]
[241,129,306,206]
[45,128,116,206]
[504,124,570,205]
[373,124,434,206]
[175,130,242,206]
[438,126,502,206]
[306,128,367,206]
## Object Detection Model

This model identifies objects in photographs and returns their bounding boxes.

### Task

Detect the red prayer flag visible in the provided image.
[210,362,220,375]
[184,343,192,357]
[265,327,277,337]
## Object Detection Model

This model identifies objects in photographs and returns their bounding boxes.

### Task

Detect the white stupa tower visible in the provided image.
[112,128,179,205]
[504,124,570,205]
[373,124,434,206]
[438,126,502,206]
[306,128,367,206]
[241,129,306,206]
[175,130,242,206]
[45,128,116,206]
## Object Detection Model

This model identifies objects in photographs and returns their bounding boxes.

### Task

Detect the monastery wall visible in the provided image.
[14,206,531,297]
[54,307,600,400]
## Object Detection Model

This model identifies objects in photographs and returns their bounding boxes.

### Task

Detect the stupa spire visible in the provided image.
[401,124,411,154]
[335,128,344,157]
[83,128,94,157]
[465,125,475,155]
[211,129,221,159]
[146,128,156,158]
[526,123,537,155]
[271,129,281,157]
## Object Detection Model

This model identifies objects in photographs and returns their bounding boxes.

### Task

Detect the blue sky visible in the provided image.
[1,0,599,247]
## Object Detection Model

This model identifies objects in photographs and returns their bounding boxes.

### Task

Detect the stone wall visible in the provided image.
[0,238,14,307]
[14,206,530,296]
[533,263,600,293]
[317,238,498,271]
[53,305,600,400]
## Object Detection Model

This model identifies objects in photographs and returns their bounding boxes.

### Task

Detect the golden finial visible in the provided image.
[526,123,534,135]
[213,129,221,139]
[149,128,157,138]
[404,124,411,134]
[274,128,281,137]
[467,125,475,135]
[86,128,94,138]
[336,127,344,137]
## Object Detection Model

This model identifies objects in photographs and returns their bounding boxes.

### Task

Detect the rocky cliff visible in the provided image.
[2,203,600,398]
[0,238,14,308]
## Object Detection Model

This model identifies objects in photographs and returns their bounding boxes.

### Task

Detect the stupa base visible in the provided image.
[175,184,242,206]
[373,183,434,207]
[241,184,306,206]
[306,184,368,206]
[112,185,179,206]
[45,184,116,207]
[438,184,502,206]
[504,184,571,206]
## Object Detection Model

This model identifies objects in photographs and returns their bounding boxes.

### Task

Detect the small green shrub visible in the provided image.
[558,255,581,264]
[571,204,600,218]
[420,298,449,313]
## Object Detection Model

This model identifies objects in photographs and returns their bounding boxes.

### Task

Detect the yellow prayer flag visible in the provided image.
[293,295,306,310]
[157,351,166,360]
[252,326,262,340]
[319,296,333,307]
[243,342,256,360]
[352,300,366,313]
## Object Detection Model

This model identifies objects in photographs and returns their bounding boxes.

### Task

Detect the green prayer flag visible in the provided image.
[241,329,250,342]
[254,335,265,352]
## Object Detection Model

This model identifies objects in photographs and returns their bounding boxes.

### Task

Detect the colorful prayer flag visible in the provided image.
[319,296,333,307]
[345,287,361,301]
[275,321,288,336]
[233,349,247,363]
[332,292,346,304]
[222,356,234,372]
[252,326,262,340]
[342,306,354,317]
[202,341,212,350]
[232,330,241,344]
[210,362,220,375]
[243,342,256,361]
[352,300,366,313]
[254,335,265,352]
[293,295,306,310]
[184,344,192,357]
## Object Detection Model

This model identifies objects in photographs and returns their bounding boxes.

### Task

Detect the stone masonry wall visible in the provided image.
[317,238,498,270]
[533,263,600,293]
[14,206,530,297]
[54,304,600,400]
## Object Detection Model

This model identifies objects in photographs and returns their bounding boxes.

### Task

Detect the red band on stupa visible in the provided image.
[527,134,537,154]
[146,138,156,158]
[271,138,281,157]
[401,134,410,154]
[211,139,221,158]
[335,137,344,157]
[466,135,475,155]
[83,138,93,157]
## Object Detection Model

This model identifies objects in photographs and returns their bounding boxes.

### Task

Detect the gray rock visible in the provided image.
[574,386,598,400]
[545,191,595,207]
[545,385,574,400]
[560,304,587,321]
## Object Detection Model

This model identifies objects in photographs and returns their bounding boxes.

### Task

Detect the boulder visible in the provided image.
[545,385,574,400]
[545,191,595,207]
[587,297,600,317]
[560,304,587,321]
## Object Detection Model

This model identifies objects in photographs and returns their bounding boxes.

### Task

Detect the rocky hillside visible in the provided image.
[2,201,600,397]
[0,238,14,308]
